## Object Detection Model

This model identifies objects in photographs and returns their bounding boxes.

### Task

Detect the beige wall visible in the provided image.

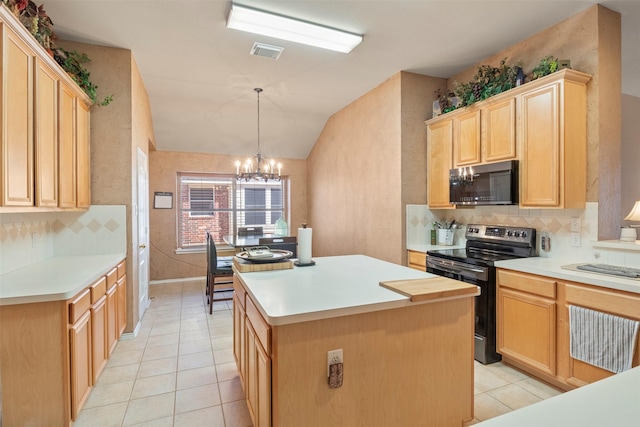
[447,5,622,239]
[622,94,640,220]
[307,72,445,265]
[58,41,156,332]
[148,150,307,281]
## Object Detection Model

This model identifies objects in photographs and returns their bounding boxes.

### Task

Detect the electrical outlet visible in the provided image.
[570,217,581,232]
[571,232,581,247]
[327,349,343,377]
[540,232,550,252]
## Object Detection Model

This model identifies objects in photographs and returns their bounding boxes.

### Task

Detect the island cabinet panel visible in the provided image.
[233,277,247,384]
[1,20,35,207]
[234,258,476,427]
[270,298,474,427]
[426,118,454,209]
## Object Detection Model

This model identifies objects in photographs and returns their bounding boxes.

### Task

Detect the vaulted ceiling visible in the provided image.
[43,1,640,160]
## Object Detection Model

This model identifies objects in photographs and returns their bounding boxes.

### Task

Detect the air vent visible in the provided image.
[250,42,284,59]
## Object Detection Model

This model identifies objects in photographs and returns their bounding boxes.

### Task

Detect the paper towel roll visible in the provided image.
[298,227,313,264]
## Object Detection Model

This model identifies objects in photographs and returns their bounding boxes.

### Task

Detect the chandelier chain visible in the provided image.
[234,87,281,182]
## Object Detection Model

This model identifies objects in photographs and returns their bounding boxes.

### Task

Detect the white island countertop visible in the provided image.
[236,254,477,326]
[0,253,126,306]
[476,366,640,427]
[494,257,640,294]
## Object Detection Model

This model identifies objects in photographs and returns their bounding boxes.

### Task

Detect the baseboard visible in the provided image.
[149,276,205,285]
[119,321,142,340]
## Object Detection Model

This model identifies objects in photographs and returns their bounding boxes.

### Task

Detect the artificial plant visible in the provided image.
[2,0,112,106]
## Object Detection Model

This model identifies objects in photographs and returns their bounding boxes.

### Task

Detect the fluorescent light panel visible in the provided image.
[227,3,363,54]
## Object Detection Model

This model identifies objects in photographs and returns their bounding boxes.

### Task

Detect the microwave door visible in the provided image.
[490,171,511,203]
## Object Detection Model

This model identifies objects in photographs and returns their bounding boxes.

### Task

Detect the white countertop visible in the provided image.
[0,253,126,305]
[494,257,640,294]
[476,366,640,427]
[237,254,474,326]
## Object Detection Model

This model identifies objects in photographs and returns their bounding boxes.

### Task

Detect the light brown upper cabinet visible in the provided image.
[426,119,454,209]
[0,5,91,211]
[451,96,516,168]
[519,70,591,208]
[484,98,516,162]
[453,109,481,166]
[59,82,78,208]
[427,69,590,209]
[76,100,91,208]
[34,58,59,207]
[1,19,35,207]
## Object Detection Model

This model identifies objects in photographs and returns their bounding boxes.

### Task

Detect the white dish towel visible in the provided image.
[569,305,639,373]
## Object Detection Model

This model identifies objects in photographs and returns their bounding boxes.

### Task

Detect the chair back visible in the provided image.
[258,236,297,257]
[238,226,264,236]
[205,231,211,273]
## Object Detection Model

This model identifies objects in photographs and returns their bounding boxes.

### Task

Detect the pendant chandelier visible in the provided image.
[235,88,282,182]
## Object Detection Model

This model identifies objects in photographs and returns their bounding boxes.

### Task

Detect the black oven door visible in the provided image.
[427,256,500,364]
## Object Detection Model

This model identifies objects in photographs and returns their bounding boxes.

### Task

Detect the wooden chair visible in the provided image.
[258,236,297,258]
[206,232,234,314]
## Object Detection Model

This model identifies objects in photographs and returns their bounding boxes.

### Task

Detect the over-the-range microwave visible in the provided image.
[449,160,518,205]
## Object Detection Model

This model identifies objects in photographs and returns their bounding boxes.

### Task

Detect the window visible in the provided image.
[177,173,286,249]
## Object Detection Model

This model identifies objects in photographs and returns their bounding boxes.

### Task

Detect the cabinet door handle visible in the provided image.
[139,244,147,249]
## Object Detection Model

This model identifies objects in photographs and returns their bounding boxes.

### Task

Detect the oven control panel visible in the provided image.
[466,224,536,244]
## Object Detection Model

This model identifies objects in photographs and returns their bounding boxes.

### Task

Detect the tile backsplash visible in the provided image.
[0,205,126,275]
[407,202,638,267]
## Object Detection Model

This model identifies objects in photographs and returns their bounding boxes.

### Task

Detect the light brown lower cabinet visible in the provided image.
[497,269,557,377]
[407,250,427,271]
[69,307,92,420]
[0,258,126,425]
[497,268,640,391]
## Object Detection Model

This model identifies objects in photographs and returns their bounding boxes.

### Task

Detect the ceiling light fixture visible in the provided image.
[227,3,363,54]
[235,88,282,182]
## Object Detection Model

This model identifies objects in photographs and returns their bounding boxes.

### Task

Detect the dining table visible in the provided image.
[223,234,278,249]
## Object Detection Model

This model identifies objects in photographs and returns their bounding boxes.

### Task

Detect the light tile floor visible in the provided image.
[76,280,563,426]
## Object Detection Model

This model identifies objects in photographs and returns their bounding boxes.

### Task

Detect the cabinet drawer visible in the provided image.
[69,288,91,324]
[117,260,126,279]
[233,277,247,309]
[407,250,426,269]
[106,267,118,288]
[563,282,640,320]
[246,296,271,354]
[89,277,107,304]
[497,269,556,298]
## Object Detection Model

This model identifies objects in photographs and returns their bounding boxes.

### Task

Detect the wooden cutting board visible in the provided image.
[233,256,294,273]
[379,277,478,302]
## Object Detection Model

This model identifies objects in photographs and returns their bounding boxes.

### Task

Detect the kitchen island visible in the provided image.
[232,254,479,427]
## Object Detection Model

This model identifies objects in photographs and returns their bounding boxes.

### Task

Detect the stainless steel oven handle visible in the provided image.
[428,258,486,274]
